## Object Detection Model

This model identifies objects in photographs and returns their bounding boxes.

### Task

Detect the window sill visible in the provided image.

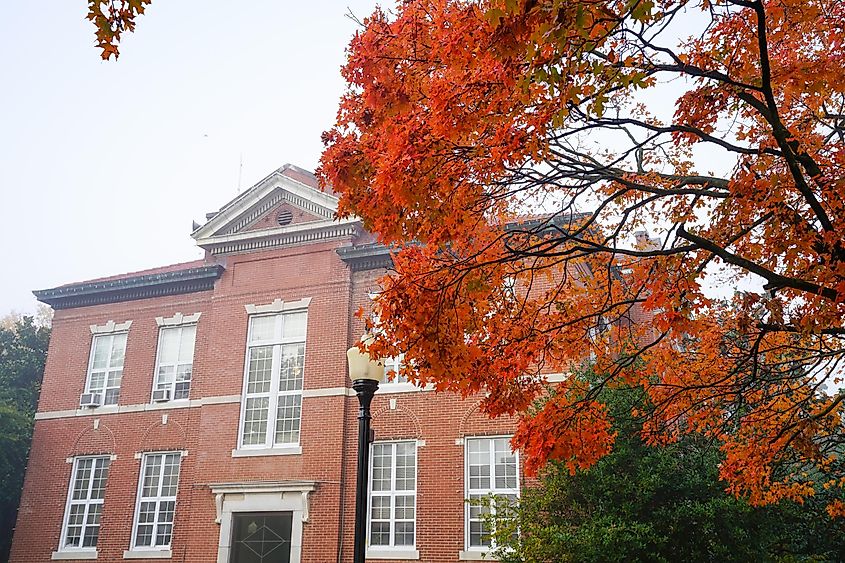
[366,548,420,559]
[459,551,496,561]
[146,399,190,409]
[231,446,302,457]
[123,549,172,559]
[52,551,98,560]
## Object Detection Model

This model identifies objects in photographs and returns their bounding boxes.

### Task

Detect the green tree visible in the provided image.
[0,315,50,562]
[489,383,845,562]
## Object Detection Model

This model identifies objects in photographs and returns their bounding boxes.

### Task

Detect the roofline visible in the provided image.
[34,265,225,310]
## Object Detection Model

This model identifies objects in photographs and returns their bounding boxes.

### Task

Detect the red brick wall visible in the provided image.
[11,239,521,563]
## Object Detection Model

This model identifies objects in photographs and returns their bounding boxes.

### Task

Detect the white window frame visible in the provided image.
[464,436,519,553]
[129,451,183,552]
[57,456,111,554]
[151,323,198,402]
[367,441,418,554]
[381,353,409,385]
[84,331,128,406]
[237,308,308,451]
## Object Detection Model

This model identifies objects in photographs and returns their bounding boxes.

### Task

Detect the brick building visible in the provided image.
[10,165,523,563]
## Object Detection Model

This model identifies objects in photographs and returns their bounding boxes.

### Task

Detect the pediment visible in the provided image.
[192,164,359,255]
[242,201,326,233]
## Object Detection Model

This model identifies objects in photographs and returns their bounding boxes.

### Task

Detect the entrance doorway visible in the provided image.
[231,512,292,563]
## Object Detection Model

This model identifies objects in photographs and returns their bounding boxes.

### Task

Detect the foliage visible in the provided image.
[86,0,845,514]
[317,0,845,514]
[87,0,151,59]
[488,383,845,562]
[0,315,50,562]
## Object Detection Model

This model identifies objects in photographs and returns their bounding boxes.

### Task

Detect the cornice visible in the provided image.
[336,243,394,271]
[199,221,359,256]
[33,265,225,310]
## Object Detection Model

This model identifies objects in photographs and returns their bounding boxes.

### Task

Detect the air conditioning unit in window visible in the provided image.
[152,389,172,403]
[79,393,102,408]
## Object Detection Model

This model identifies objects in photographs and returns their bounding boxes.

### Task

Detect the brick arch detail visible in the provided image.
[138,418,188,452]
[371,404,423,440]
[70,423,117,456]
[457,399,485,438]
[458,398,518,438]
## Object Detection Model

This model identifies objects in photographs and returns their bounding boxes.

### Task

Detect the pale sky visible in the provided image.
[0,1,379,314]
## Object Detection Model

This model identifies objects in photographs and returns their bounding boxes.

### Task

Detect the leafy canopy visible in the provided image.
[318,0,845,514]
[488,381,845,562]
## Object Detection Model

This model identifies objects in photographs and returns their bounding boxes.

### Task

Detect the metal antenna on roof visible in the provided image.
[237,152,244,193]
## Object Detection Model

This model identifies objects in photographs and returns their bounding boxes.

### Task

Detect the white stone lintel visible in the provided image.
[245,297,311,315]
[155,312,201,327]
[90,320,132,334]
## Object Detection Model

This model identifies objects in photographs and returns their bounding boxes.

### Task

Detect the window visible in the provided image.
[85,332,127,405]
[380,354,409,385]
[153,324,197,400]
[59,456,111,552]
[369,441,416,549]
[131,452,182,550]
[465,437,519,550]
[239,310,307,449]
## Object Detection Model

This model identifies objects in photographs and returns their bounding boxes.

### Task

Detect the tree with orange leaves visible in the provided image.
[317,0,845,515]
[88,0,845,514]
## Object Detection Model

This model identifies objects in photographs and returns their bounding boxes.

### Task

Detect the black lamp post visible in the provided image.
[347,335,383,563]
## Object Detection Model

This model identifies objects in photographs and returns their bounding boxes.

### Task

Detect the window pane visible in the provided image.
[91,337,110,370]
[82,505,101,547]
[249,315,278,343]
[106,369,122,388]
[104,387,120,405]
[370,522,390,546]
[157,365,175,386]
[178,325,196,363]
[395,521,415,546]
[142,456,162,497]
[174,379,190,400]
[395,495,414,519]
[274,394,301,445]
[109,333,127,368]
[72,459,93,500]
[88,371,105,394]
[247,347,273,394]
[160,457,180,497]
[282,311,307,339]
[371,496,390,520]
[158,328,180,364]
[243,397,270,445]
[279,344,304,391]
[91,459,110,500]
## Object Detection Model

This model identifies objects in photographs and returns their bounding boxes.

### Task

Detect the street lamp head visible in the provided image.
[346,334,385,382]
